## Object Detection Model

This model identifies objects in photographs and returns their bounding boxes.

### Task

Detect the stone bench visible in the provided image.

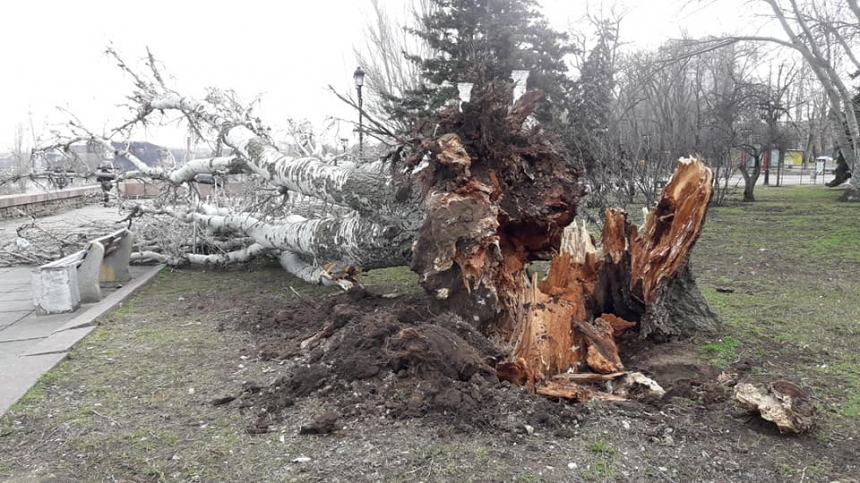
[32,229,134,315]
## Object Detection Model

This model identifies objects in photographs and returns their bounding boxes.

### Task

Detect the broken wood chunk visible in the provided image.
[496,358,532,387]
[496,158,718,400]
[551,371,627,383]
[734,381,816,434]
[600,313,637,336]
[576,317,624,374]
[536,380,626,402]
[613,372,666,399]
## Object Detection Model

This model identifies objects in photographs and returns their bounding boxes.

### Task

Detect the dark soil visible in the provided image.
[233,287,589,435]
[1,237,858,482]
[216,283,858,482]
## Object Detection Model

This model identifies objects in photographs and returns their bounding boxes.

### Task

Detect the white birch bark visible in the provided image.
[187,211,411,269]
[146,95,422,223]
[167,156,244,184]
[93,136,245,185]
[277,251,353,289]
[186,243,268,265]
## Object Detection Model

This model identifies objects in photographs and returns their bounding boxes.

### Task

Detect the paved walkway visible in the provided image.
[0,204,124,248]
[0,253,162,416]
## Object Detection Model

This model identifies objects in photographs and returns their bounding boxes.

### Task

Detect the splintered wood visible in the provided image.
[497,158,714,401]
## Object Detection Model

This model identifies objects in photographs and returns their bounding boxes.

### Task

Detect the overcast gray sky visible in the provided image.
[1,0,769,150]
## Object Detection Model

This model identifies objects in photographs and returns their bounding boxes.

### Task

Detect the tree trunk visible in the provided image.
[827,151,852,188]
[739,153,761,202]
[743,181,756,202]
[843,178,860,201]
[497,158,719,398]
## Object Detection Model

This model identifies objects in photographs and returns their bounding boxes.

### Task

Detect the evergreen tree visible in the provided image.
[391,0,574,126]
[565,21,617,173]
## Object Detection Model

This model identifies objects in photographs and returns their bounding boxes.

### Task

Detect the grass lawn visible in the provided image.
[0,185,857,482]
[692,185,860,423]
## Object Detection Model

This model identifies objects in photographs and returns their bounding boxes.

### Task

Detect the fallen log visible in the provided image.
[497,157,719,399]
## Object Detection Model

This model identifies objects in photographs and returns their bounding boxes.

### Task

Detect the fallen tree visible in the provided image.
[21,50,718,399]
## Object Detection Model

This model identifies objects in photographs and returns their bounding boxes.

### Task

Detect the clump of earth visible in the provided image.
[228,287,730,436]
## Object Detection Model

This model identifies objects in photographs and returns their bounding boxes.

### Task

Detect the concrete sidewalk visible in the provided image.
[0,264,163,416]
[0,204,125,248]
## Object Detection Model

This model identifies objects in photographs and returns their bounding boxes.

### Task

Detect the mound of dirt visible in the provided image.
[233,288,589,434]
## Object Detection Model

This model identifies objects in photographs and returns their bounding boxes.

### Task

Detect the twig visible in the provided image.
[288,286,321,308]
[89,409,122,427]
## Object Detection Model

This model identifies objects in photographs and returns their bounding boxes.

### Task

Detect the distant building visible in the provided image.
[110,141,176,172]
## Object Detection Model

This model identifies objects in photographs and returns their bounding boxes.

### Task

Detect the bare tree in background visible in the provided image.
[9,124,30,192]
[354,0,434,135]
[703,0,860,200]
[694,42,762,204]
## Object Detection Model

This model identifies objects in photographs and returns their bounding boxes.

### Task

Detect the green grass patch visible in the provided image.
[358,266,422,294]
[702,337,741,368]
[695,185,860,429]
[588,440,612,454]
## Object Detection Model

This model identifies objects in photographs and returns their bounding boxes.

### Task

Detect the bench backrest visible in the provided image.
[40,228,130,269]
[91,229,128,256]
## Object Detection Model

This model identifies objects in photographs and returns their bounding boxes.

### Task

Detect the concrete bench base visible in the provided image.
[32,265,81,315]
[32,229,134,315]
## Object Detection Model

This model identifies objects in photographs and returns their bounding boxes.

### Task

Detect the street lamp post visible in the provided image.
[353,66,366,161]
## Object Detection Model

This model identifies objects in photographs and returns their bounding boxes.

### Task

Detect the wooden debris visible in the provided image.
[601,313,637,336]
[551,371,627,383]
[576,317,624,374]
[613,372,666,399]
[734,381,816,434]
[537,380,626,402]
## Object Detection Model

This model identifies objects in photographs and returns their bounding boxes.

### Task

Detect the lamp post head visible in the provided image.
[353,66,366,88]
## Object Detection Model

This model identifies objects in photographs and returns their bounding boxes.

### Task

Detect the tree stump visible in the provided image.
[497,158,719,398]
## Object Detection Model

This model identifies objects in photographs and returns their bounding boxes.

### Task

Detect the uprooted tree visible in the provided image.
[31,49,718,400]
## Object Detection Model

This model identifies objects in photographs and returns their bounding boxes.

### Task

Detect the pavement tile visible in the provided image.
[0,338,48,357]
[0,299,34,313]
[0,273,32,287]
[0,315,69,343]
[0,290,30,298]
[23,326,95,356]
[0,353,67,415]
[0,311,31,328]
